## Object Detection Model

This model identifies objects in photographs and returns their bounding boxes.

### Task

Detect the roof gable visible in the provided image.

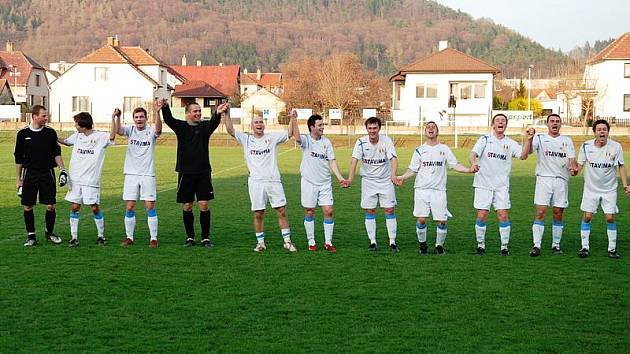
[170,65,240,96]
[587,32,630,64]
[0,51,45,86]
[398,47,499,75]
[174,80,225,98]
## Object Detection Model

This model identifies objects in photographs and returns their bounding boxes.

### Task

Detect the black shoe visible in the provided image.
[184,238,196,247]
[608,250,620,259]
[23,238,37,247]
[500,248,510,256]
[368,243,377,252]
[435,245,446,255]
[551,246,563,255]
[68,239,79,247]
[389,243,400,253]
[578,248,589,258]
[96,237,106,246]
[201,239,214,249]
[529,246,541,257]
[476,247,485,256]
[45,233,62,244]
[419,241,428,256]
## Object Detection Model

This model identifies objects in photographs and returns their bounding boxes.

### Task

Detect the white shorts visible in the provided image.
[248,179,287,211]
[413,189,449,221]
[474,187,510,210]
[534,176,568,208]
[65,184,100,205]
[123,175,157,201]
[301,178,333,208]
[580,189,618,214]
[361,178,396,209]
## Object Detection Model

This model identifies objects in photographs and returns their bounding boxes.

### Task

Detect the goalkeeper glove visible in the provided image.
[59,169,68,187]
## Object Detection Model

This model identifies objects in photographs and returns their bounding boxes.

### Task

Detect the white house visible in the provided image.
[390,41,499,127]
[240,87,286,122]
[0,41,49,110]
[49,37,171,123]
[583,32,630,120]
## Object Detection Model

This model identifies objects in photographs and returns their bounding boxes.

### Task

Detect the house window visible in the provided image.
[203,98,216,107]
[416,83,437,98]
[72,96,90,112]
[124,96,142,112]
[94,67,109,82]
[451,82,486,100]
[625,63,630,78]
[42,96,46,107]
[474,83,486,98]
[35,74,41,87]
[160,69,166,85]
[416,84,425,98]
[426,83,438,98]
[624,94,630,112]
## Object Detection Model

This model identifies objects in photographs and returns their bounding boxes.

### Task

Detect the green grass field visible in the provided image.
[1,133,629,353]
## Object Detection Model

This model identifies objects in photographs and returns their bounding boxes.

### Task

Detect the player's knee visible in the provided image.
[322,207,333,219]
[23,205,34,211]
[90,205,100,213]
[383,207,395,215]
[582,213,592,223]
[182,203,193,212]
[365,209,376,215]
[535,209,546,220]
[254,210,265,219]
[46,204,55,211]
[276,206,287,217]
[497,210,509,222]
[304,208,315,218]
[198,201,209,211]
[605,214,615,223]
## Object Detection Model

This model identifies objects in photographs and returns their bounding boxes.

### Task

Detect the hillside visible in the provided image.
[1,0,575,77]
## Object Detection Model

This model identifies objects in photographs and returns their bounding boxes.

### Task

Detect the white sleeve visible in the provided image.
[386,137,397,159]
[408,148,421,172]
[64,132,78,146]
[577,143,587,165]
[234,131,247,145]
[532,134,541,153]
[123,125,132,137]
[445,147,459,168]
[298,134,309,150]
[472,136,487,157]
[102,131,114,147]
[616,144,624,166]
[351,140,362,160]
[273,131,289,145]
[326,139,336,160]
[566,137,576,159]
[511,139,523,158]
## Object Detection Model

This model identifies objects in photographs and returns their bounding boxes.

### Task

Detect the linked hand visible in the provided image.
[525,127,535,139]
[154,98,165,111]
[217,102,230,114]
[112,108,121,119]
[470,163,480,173]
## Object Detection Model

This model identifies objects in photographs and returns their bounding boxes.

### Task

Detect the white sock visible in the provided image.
[385,214,397,245]
[256,232,265,243]
[124,211,136,240]
[607,222,617,251]
[365,214,376,244]
[416,223,427,243]
[499,222,511,249]
[70,211,79,239]
[436,223,447,246]
[281,228,291,242]
[323,219,334,245]
[148,215,158,241]
[580,221,590,249]
[94,212,104,238]
[532,221,544,248]
[475,219,486,248]
[551,221,563,248]
[304,216,315,246]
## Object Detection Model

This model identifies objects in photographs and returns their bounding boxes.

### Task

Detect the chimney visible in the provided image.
[243,68,248,75]
[196,60,202,66]
[256,68,261,81]
[113,34,119,46]
[5,40,14,52]
[107,36,114,46]
[181,55,187,66]
[438,40,448,51]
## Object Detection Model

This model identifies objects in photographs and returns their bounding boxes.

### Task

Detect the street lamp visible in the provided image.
[528,64,534,111]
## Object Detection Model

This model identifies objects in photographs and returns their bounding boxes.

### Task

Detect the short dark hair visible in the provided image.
[185,102,200,113]
[31,105,46,117]
[133,107,147,117]
[307,114,323,132]
[491,113,508,124]
[424,120,439,133]
[546,114,561,122]
[364,116,381,128]
[73,112,93,129]
[592,119,610,132]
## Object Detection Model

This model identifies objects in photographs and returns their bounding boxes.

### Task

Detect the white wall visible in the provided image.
[585,60,630,119]
[240,89,286,121]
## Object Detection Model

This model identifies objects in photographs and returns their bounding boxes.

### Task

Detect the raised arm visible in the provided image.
[153,99,163,136]
[289,110,301,145]
[113,108,124,136]
[110,108,119,141]
[222,105,235,137]
[521,127,535,160]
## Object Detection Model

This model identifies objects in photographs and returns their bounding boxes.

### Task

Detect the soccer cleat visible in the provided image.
[184,238,196,247]
[435,245,445,255]
[529,246,541,257]
[324,244,337,253]
[476,247,485,256]
[551,246,563,255]
[419,242,428,256]
[149,240,158,249]
[308,244,318,252]
[368,243,377,252]
[253,242,266,252]
[23,238,37,247]
[578,248,589,258]
[121,238,134,247]
[608,250,620,259]
[68,239,79,247]
[500,248,510,256]
[389,243,400,253]
[283,241,298,253]
[201,239,214,249]
[96,237,107,246]
[46,233,62,244]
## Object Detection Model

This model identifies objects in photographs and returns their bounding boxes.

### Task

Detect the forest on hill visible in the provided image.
[0,0,594,78]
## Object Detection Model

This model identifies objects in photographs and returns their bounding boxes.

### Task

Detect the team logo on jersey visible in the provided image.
[503,144,508,151]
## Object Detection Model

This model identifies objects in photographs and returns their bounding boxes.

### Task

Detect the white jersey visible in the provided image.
[532,134,575,181]
[472,134,522,191]
[578,139,624,194]
[299,134,335,186]
[123,125,158,176]
[65,131,113,187]
[409,143,458,191]
[352,134,397,181]
[235,131,288,182]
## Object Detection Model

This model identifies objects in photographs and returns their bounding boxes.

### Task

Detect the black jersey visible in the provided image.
[14,125,62,170]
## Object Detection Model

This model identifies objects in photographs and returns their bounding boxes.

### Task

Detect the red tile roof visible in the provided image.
[587,32,630,64]
[171,65,240,96]
[0,50,45,86]
[174,80,225,98]
[241,72,282,88]
[77,44,163,86]
[532,88,557,100]
[396,47,499,75]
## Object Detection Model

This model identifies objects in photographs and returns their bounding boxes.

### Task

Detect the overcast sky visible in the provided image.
[434,0,629,51]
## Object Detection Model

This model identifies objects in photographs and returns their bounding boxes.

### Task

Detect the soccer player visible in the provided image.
[294,113,347,253]
[61,111,116,247]
[469,113,528,256]
[14,105,67,246]
[223,108,298,253]
[161,101,228,248]
[396,121,477,255]
[574,119,630,259]
[113,101,162,248]
[347,117,400,252]
[521,114,577,257]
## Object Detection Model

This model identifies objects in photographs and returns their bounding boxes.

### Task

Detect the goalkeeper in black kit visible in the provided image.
[14,105,68,246]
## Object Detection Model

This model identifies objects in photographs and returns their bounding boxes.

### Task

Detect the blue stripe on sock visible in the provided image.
[384,213,397,220]
[147,208,157,217]
[552,220,564,227]
[533,220,544,226]
[416,223,427,229]
[125,210,136,218]
[70,212,80,219]
[256,233,265,241]
[499,221,511,228]
[580,222,591,231]
[437,223,447,230]
[304,216,314,222]
[365,213,376,220]
[607,222,617,230]
[323,219,334,224]
[93,211,104,220]
[475,219,486,227]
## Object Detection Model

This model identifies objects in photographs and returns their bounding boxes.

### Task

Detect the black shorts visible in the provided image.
[176,172,214,203]
[21,168,56,206]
